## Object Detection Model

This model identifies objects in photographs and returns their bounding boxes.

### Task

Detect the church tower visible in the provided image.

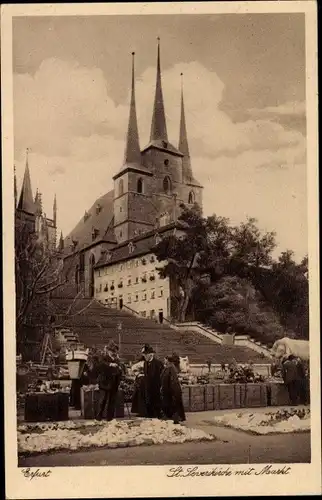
[178,73,203,209]
[113,52,154,243]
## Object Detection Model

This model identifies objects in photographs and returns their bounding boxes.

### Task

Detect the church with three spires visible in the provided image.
[59,41,203,320]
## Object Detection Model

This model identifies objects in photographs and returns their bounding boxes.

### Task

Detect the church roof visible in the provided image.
[113,162,152,181]
[141,139,183,157]
[64,190,116,254]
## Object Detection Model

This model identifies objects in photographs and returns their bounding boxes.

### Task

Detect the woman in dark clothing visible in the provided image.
[131,368,147,417]
[161,354,186,424]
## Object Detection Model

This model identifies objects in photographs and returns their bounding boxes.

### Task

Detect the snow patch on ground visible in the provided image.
[213,407,310,434]
[18,419,214,455]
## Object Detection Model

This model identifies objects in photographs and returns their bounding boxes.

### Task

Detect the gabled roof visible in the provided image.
[141,139,183,157]
[113,162,153,181]
[64,190,116,254]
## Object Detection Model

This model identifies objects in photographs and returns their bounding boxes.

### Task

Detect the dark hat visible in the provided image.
[106,340,119,352]
[141,344,154,354]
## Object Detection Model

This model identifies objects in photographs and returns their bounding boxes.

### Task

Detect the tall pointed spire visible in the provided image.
[124,52,141,165]
[53,194,57,226]
[17,149,35,214]
[179,73,193,181]
[150,37,168,142]
[14,165,17,208]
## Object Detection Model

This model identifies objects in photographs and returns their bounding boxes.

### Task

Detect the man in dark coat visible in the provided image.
[161,354,186,424]
[295,356,308,405]
[96,341,122,421]
[141,344,163,418]
[281,354,302,405]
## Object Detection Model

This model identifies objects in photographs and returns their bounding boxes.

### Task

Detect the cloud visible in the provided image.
[249,100,306,117]
[13,57,307,259]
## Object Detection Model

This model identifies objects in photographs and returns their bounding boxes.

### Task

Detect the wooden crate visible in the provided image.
[81,389,124,419]
[217,384,235,410]
[269,383,290,406]
[181,386,190,412]
[205,385,214,411]
[24,392,69,422]
[244,383,267,408]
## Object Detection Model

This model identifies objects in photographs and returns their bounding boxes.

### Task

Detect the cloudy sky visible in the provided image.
[13,13,307,260]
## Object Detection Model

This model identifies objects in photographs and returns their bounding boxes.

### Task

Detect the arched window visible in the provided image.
[188,191,195,204]
[137,178,143,194]
[119,179,124,196]
[163,176,172,195]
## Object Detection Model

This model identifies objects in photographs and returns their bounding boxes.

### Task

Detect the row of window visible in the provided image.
[96,289,164,301]
[97,273,157,291]
[118,177,196,203]
[97,255,156,276]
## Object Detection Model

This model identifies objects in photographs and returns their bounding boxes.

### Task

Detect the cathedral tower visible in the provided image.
[113,52,154,243]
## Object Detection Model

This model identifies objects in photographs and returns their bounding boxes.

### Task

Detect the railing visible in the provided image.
[122,304,141,317]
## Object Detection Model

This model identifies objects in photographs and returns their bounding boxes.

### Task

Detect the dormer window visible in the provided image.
[155,233,161,245]
[162,141,168,149]
[84,211,90,222]
[128,242,134,254]
[159,212,170,227]
[96,204,102,215]
[71,239,78,251]
[92,228,99,241]
[106,251,112,261]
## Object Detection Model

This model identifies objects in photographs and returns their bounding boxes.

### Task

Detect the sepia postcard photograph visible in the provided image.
[2,1,320,498]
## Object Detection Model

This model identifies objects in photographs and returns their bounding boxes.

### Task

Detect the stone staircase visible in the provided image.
[49,298,271,364]
[173,321,273,358]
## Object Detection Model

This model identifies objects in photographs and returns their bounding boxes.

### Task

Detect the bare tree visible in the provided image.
[15,217,76,339]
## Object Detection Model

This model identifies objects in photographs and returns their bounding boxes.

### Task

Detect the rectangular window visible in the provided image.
[159,288,163,297]
[104,268,108,275]
[142,292,147,301]
[135,277,139,284]
[150,309,155,318]
[98,270,101,277]
[127,261,131,269]
[135,294,139,302]
[128,294,131,304]
[128,278,131,286]
[135,260,139,267]
[141,311,146,318]
[99,284,102,292]
[151,290,155,299]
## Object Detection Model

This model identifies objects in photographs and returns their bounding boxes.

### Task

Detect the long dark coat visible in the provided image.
[143,356,164,418]
[131,374,147,416]
[161,363,186,422]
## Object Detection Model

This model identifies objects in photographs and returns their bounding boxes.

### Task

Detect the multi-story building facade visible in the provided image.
[61,41,203,320]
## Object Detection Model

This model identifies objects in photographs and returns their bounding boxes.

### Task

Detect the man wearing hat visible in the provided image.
[96,340,122,421]
[141,344,164,418]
